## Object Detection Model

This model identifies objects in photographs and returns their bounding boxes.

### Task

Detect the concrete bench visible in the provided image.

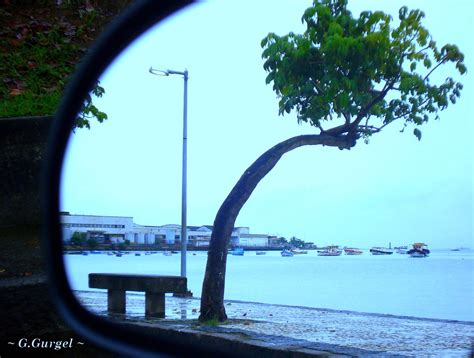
[89,273,187,318]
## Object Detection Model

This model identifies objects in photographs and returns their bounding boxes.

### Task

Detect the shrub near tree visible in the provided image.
[289,237,305,249]
[70,231,87,246]
[86,237,98,249]
[0,1,132,127]
[199,0,465,322]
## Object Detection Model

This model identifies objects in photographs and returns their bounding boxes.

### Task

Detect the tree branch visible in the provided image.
[389,96,431,122]
[415,45,431,56]
[351,80,394,129]
[424,56,448,81]
[343,112,351,125]
[316,122,325,133]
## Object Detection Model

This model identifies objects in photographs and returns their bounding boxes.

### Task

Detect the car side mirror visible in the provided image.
[39,1,219,356]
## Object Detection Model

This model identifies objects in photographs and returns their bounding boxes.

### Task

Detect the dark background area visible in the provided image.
[1,1,132,356]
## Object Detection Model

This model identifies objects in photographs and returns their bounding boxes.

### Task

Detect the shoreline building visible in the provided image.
[60,212,276,248]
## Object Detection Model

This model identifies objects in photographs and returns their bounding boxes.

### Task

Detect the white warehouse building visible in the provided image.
[60,213,274,248]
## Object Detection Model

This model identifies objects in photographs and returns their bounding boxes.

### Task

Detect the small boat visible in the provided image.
[318,246,342,256]
[407,243,430,258]
[451,247,469,252]
[230,247,244,256]
[256,251,267,255]
[290,248,308,255]
[171,251,179,254]
[343,247,363,255]
[370,247,394,255]
[115,252,122,257]
[81,252,89,256]
[395,246,408,254]
[163,251,172,256]
[135,253,141,256]
[281,249,294,257]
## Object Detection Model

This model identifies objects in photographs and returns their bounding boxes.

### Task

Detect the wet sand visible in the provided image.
[77,291,474,357]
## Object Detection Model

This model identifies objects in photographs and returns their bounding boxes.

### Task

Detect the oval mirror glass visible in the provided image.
[58,1,473,355]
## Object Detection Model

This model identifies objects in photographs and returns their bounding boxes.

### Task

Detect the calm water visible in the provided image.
[64,249,474,321]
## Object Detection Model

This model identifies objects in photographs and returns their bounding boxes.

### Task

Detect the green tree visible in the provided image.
[70,231,87,246]
[278,237,288,246]
[199,0,465,322]
[289,237,305,248]
[86,237,98,249]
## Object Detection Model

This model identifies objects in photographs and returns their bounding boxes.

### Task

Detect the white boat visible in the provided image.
[343,247,363,255]
[370,247,394,255]
[395,246,408,254]
[317,246,342,256]
[290,248,308,255]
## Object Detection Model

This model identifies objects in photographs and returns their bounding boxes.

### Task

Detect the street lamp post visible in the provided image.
[149,67,189,278]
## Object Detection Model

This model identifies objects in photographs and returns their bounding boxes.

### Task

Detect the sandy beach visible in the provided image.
[77,291,474,357]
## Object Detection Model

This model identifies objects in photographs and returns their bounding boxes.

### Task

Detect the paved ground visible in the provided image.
[78,291,474,357]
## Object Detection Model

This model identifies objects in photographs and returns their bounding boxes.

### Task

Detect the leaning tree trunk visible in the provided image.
[199,133,356,322]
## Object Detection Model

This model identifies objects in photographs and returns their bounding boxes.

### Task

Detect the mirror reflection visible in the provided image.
[60,1,472,354]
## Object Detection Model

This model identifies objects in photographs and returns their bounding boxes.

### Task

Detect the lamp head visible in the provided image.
[149,67,169,76]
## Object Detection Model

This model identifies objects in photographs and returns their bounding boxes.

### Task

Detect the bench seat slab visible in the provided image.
[89,273,187,293]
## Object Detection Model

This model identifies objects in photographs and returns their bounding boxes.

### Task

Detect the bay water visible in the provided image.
[64,249,474,322]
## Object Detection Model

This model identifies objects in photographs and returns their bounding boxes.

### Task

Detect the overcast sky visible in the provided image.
[61,0,473,249]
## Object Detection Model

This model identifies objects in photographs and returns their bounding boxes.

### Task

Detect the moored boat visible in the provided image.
[407,243,430,258]
[370,247,394,255]
[395,246,408,254]
[317,246,342,256]
[451,247,469,252]
[256,251,266,255]
[230,247,244,256]
[281,249,294,257]
[290,248,308,255]
[343,247,363,255]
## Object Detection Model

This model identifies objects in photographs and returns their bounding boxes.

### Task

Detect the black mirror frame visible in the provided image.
[38,1,222,357]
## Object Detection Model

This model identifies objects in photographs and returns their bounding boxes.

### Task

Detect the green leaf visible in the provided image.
[413,128,422,141]
[260,0,465,139]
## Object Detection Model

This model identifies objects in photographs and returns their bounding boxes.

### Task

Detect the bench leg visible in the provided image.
[145,292,165,318]
[108,289,126,314]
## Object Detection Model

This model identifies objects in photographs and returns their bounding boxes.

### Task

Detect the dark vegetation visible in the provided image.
[1,1,131,355]
[0,0,131,127]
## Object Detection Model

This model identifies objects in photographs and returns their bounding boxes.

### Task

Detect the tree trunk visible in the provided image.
[199,133,356,322]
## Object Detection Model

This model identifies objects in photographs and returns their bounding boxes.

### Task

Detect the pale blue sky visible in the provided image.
[61,0,473,249]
